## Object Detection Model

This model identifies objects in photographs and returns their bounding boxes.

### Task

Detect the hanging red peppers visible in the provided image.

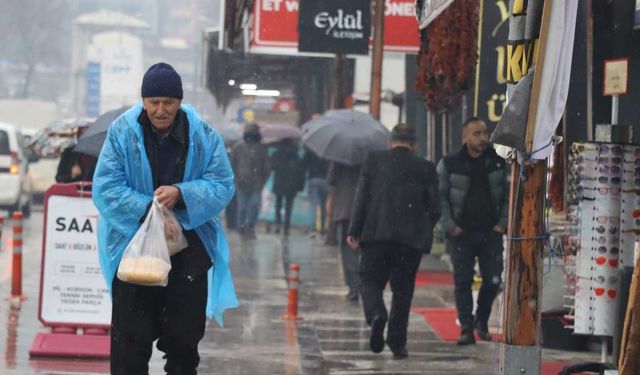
[415,0,479,112]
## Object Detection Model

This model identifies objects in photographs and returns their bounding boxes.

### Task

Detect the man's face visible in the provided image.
[143,97,181,132]
[463,120,490,154]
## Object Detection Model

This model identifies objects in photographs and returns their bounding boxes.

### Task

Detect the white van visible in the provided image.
[0,122,33,216]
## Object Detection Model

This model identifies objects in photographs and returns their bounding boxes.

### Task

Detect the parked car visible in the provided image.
[0,122,33,217]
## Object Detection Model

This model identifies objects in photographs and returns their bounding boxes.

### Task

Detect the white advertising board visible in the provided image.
[86,31,144,115]
[41,195,111,326]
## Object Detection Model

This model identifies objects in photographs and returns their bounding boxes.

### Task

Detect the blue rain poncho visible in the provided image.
[92,103,238,326]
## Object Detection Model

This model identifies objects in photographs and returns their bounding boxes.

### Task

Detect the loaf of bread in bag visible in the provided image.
[118,257,171,285]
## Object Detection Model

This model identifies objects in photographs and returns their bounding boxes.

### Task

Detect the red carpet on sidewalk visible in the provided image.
[412,307,460,342]
[412,308,576,375]
[414,271,454,287]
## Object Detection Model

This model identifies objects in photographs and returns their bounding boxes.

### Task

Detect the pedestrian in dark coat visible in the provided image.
[230,123,269,239]
[347,124,441,359]
[436,117,509,345]
[271,138,304,236]
[328,160,362,301]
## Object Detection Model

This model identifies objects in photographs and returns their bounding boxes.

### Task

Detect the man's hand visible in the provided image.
[493,224,506,234]
[346,236,360,250]
[155,186,181,209]
[448,226,463,237]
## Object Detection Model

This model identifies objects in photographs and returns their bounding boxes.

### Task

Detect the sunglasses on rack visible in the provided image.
[596,216,620,224]
[597,246,619,255]
[600,145,623,156]
[627,169,640,178]
[594,225,619,234]
[594,235,620,244]
[600,165,622,174]
[594,288,618,298]
[595,256,619,267]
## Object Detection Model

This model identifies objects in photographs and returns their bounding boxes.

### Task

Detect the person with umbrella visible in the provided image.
[55,125,97,183]
[328,161,362,302]
[302,109,390,302]
[92,62,237,374]
[270,138,305,237]
[346,124,441,359]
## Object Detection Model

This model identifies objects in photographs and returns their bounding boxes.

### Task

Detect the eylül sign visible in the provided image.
[298,0,370,54]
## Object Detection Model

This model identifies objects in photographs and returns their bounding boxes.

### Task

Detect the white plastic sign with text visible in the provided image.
[41,195,111,326]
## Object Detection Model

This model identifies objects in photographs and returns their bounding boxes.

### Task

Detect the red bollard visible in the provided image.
[283,264,303,320]
[0,215,4,252]
[10,211,25,301]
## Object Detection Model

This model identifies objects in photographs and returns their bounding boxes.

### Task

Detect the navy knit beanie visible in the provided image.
[141,62,183,99]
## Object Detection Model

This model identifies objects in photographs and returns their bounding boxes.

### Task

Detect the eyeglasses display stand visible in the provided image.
[567,141,639,336]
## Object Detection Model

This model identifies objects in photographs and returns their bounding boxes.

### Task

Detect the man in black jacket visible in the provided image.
[347,124,441,359]
[436,117,509,345]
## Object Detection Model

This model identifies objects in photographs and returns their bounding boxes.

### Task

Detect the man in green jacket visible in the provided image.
[436,117,509,345]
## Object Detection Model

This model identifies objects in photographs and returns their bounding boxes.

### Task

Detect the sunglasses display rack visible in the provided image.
[567,142,639,336]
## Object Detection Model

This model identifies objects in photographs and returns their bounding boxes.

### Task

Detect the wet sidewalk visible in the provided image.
[0,213,600,374]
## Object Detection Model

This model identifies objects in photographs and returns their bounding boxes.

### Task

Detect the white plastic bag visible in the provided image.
[158,204,188,256]
[117,199,172,286]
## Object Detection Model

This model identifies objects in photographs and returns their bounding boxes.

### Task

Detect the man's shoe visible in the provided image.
[391,347,408,360]
[369,316,386,353]
[475,320,492,341]
[245,229,257,240]
[346,290,359,302]
[456,330,476,346]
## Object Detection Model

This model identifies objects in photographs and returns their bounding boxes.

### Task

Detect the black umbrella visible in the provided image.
[301,109,389,166]
[73,106,128,157]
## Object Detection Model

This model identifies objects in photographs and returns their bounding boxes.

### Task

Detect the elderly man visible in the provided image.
[93,62,237,374]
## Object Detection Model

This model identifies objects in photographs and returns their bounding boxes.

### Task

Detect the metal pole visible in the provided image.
[441,112,448,156]
[369,0,385,120]
[218,0,226,50]
[611,95,619,125]
[601,337,608,363]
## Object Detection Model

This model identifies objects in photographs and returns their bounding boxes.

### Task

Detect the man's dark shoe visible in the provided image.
[369,316,386,353]
[456,329,476,345]
[475,320,492,341]
[391,346,408,360]
[346,290,359,302]
[245,228,257,240]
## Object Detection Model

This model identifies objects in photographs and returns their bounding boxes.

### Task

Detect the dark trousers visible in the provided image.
[449,230,504,329]
[236,189,261,231]
[359,241,422,350]
[111,268,208,375]
[337,220,360,292]
[275,194,295,233]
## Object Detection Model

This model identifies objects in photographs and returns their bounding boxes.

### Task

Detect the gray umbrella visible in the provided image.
[301,109,389,166]
[73,106,128,157]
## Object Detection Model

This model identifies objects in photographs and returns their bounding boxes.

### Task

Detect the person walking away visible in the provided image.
[92,62,238,374]
[328,161,362,302]
[270,138,305,237]
[223,141,238,231]
[347,124,441,359]
[231,123,269,239]
[302,146,329,236]
[436,117,509,345]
